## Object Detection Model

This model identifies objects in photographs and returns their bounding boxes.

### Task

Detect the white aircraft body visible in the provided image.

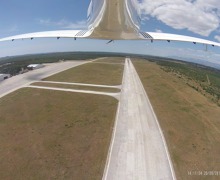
[0,0,220,47]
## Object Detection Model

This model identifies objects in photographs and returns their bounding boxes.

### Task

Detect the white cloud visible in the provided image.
[214,35,220,42]
[38,19,87,29]
[155,29,163,33]
[64,20,87,29]
[139,0,220,36]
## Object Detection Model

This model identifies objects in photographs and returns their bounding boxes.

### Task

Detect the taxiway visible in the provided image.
[0,61,87,98]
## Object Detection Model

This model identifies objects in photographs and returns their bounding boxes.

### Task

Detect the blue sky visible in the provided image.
[0,0,220,65]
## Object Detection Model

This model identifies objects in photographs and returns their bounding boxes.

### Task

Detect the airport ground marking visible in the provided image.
[37,80,121,89]
[28,85,120,100]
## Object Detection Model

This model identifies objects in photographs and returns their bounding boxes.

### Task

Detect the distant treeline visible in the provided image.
[156,60,220,105]
[0,51,220,76]
[0,52,125,75]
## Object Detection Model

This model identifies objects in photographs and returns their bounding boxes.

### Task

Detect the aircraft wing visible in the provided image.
[140,32,220,47]
[1,29,220,48]
[0,30,92,42]
[0,0,220,48]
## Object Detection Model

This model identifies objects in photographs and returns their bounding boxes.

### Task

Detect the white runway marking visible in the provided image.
[103,58,176,180]
[27,85,120,99]
[37,80,121,89]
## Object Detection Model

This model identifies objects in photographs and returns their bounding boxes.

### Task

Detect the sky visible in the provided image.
[0,0,220,66]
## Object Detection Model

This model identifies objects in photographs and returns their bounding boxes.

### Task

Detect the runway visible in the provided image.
[103,58,176,180]
[0,61,87,98]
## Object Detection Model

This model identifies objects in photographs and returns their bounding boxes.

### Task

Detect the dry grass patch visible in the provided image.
[0,88,118,179]
[31,82,120,93]
[133,59,220,180]
[44,62,124,85]
[94,57,125,64]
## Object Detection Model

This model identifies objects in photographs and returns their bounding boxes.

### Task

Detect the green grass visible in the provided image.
[156,60,220,105]
[44,62,124,85]
[0,88,118,179]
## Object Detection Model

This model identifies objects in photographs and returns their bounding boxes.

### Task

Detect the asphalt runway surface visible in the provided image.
[103,58,176,180]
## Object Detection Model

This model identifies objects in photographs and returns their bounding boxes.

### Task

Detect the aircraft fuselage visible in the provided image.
[88,0,141,39]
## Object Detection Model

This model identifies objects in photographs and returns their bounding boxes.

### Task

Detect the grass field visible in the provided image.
[31,82,120,93]
[94,57,125,64]
[44,61,124,85]
[156,60,220,106]
[0,88,118,179]
[133,59,220,180]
